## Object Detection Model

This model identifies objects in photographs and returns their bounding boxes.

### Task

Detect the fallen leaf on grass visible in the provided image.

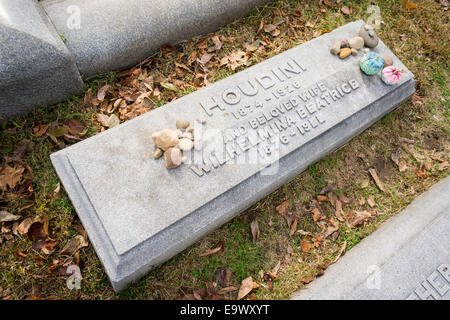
[403,0,417,8]
[97,85,111,102]
[237,277,254,300]
[289,217,298,236]
[324,217,339,239]
[416,169,426,179]
[312,207,325,222]
[367,195,376,208]
[263,24,277,33]
[398,160,408,172]
[17,218,33,235]
[199,242,223,257]
[399,137,415,144]
[300,275,313,284]
[60,235,88,256]
[341,6,352,15]
[301,240,312,252]
[316,195,328,202]
[33,123,51,137]
[217,286,237,295]
[276,200,289,215]
[221,51,249,71]
[216,268,231,288]
[438,161,449,171]
[250,219,260,243]
[369,168,385,192]
[0,211,21,223]
[360,179,369,189]
[332,241,347,264]
[0,165,25,191]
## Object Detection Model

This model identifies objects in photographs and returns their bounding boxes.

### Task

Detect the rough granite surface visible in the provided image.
[51,21,415,291]
[0,0,84,119]
[42,0,272,77]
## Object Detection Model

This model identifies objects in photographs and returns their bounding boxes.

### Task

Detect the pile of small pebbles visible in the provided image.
[152,119,201,169]
[329,24,394,71]
[330,35,365,58]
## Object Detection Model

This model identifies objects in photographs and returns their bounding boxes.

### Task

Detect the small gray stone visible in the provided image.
[359,24,379,48]
[177,138,194,151]
[151,129,179,151]
[349,36,364,50]
[340,39,350,48]
[382,54,394,67]
[330,40,342,55]
[176,119,190,129]
[164,147,182,168]
[196,118,207,124]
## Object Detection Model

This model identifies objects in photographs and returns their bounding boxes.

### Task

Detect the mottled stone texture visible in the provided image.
[0,0,84,119]
[51,21,415,291]
[1,0,271,119]
[42,0,272,77]
[292,176,450,300]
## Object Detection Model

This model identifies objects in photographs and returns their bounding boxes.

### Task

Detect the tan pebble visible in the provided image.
[351,48,358,56]
[151,128,179,151]
[330,40,341,55]
[164,147,182,168]
[181,156,187,163]
[349,36,364,50]
[153,148,163,159]
[186,126,194,133]
[182,131,194,140]
[339,48,352,59]
[176,119,190,129]
[177,138,194,151]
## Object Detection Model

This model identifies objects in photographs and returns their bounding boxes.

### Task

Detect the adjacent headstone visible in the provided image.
[0,0,84,119]
[51,21,415,291]
[291,176,450,300]
[42,0,272,77]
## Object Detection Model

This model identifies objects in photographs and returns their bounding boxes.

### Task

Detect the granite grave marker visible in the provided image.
[51,21,415,291]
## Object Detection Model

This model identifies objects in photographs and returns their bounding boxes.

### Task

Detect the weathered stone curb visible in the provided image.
[0,0,271,119]
[291,176,450,300]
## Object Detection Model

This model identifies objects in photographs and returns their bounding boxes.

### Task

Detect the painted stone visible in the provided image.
[360,52,385,75]
[381,66,403,85]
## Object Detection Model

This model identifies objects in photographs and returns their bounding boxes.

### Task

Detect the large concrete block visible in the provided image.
[0,0,84,119]
[51,21,415,291]
[291,176,450,300]
[42,0,273,77]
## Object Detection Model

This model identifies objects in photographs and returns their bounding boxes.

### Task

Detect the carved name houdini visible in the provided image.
[190,57,360,177]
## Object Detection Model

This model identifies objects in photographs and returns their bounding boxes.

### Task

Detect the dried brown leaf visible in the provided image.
[250,219,260,243]
[276,200,289,215]
[369,168,385,192]
[237,276,253,300]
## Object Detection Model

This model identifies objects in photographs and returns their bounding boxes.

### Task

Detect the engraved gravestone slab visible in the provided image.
[51,21,415,291]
